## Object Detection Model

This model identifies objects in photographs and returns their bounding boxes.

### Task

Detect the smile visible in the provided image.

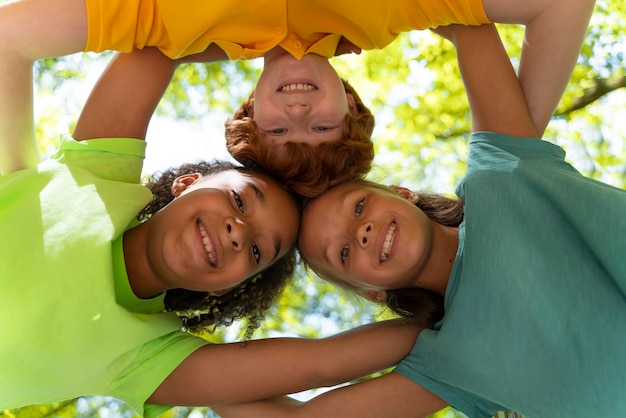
[380,222,396,262]
[278,83,317,92]
[197,221,217,267]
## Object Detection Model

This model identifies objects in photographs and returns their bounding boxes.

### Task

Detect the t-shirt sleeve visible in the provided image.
[456,131,570,200]
[394,364,502,418]
[106,331,209,417]
[52,135,146,183]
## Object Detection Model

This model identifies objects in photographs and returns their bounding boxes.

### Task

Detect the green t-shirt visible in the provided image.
[395,132,626,417]
[0,136,208,416]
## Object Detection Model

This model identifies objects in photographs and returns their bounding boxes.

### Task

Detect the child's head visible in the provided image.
[225,52,375,198]
[138,160,300,337]
[298,179,464,328]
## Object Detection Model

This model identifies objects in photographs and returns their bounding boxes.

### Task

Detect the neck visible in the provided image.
[413,222,459,297]
[122,223,166,299]
[263,46,290,66]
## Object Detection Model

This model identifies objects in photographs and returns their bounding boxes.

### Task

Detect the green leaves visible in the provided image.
[7,1,624,415]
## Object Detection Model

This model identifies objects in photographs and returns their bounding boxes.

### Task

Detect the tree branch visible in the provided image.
[557,74,626,116]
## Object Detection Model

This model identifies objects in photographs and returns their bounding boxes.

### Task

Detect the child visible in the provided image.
[219,22,626,417]
[222,0,596,196]
[1,0,594,197]
[0,17,425,418]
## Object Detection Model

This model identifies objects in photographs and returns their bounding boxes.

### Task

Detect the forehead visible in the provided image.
[304,182,390,214]
[199,170,285,196]
[200,169,254,187]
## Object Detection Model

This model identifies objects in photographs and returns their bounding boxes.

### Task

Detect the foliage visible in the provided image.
[5,0,624,416]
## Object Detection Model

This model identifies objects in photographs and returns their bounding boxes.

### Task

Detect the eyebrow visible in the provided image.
[323,244,333,267]
[246,180,281,262]
[271,236,281,263]
[248,182,265,203]
[338,187,353,209]
[322,188,354,267]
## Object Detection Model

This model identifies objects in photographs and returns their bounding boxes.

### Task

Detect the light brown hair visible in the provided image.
[301,180,465,329]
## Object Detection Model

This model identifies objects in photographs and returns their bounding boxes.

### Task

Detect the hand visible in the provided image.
[334,36,362,57]
[429,24,459,43]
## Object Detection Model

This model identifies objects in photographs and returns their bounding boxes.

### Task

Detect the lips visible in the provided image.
[197,220,217,267]
[278,83,317,92]
[380,222,396,262]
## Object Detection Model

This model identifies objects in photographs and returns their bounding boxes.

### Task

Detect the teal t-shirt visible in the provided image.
[395,132,626,417]
[0,136,208,416]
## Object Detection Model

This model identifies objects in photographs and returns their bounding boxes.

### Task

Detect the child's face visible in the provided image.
[146,170,299,294]
[299,182,433,292]
[252,51,357,156]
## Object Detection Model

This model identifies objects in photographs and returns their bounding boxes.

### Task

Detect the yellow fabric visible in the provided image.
[85,0,490,59]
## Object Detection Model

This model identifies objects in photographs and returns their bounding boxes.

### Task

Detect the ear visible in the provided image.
[171,173,203,197]
[357,289,388,303]
[346,94,359,116]
[209,285,236,297]
[390,185,419,204]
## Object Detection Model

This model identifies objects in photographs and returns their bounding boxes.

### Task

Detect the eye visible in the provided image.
[355,198,364,217]
[269,128,286,135]
[232,191,244,212]
[314,126,331,132]
[340,244,349,264]
[252,242,261,264]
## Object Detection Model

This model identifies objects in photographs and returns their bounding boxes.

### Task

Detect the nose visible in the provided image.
[284,102,311,119]
[226,217,247,251]
[356,221,374,248]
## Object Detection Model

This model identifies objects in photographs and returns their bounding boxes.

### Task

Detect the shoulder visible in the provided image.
[54,135,147,183]
[467,131,566,170]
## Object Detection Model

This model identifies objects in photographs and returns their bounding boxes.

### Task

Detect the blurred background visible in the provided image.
[4,1,624,416]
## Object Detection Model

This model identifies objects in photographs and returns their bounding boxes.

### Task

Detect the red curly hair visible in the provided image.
[225,79,375,198]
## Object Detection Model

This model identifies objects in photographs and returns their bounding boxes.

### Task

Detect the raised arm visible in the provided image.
[437,24,537,138]
[483,0,595,136]
[148,319,424,408]
[73,41,235,141]
[0,0,87,174]
[72,48,177,142]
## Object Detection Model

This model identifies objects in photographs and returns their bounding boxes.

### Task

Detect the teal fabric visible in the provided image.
[395,131,626,417]
[0,136,207,416]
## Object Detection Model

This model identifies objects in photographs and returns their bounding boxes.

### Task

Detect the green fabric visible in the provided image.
[112,234,166,314]
[395,131,626,417]
[1,136,207,416]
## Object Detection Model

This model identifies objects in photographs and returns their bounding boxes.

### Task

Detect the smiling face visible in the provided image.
[143,169,299,295]
[252,50,357,156]
[299,181,434,292]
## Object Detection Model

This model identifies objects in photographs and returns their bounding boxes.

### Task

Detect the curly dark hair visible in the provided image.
[225,79,375,198]
[138,160,298,339]
[300,180,465,330]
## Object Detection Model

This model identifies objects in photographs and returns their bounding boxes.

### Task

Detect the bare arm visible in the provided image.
[0,0,229,170]
[482,0,595,135]
[213,372,447,418]
[73,44,232,141]
[72,48,177,141]
[149,319,423,407]
[437,24,537,138]
[0,0,87,174]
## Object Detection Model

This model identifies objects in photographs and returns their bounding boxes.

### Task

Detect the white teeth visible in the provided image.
[380,222,396,262]
[198,222,217,267]
[279,83,316,92]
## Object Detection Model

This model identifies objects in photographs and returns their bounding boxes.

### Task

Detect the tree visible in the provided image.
[4,0,624,416]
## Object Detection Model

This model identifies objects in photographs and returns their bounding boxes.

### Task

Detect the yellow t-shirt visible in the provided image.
[85,0,490,59]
